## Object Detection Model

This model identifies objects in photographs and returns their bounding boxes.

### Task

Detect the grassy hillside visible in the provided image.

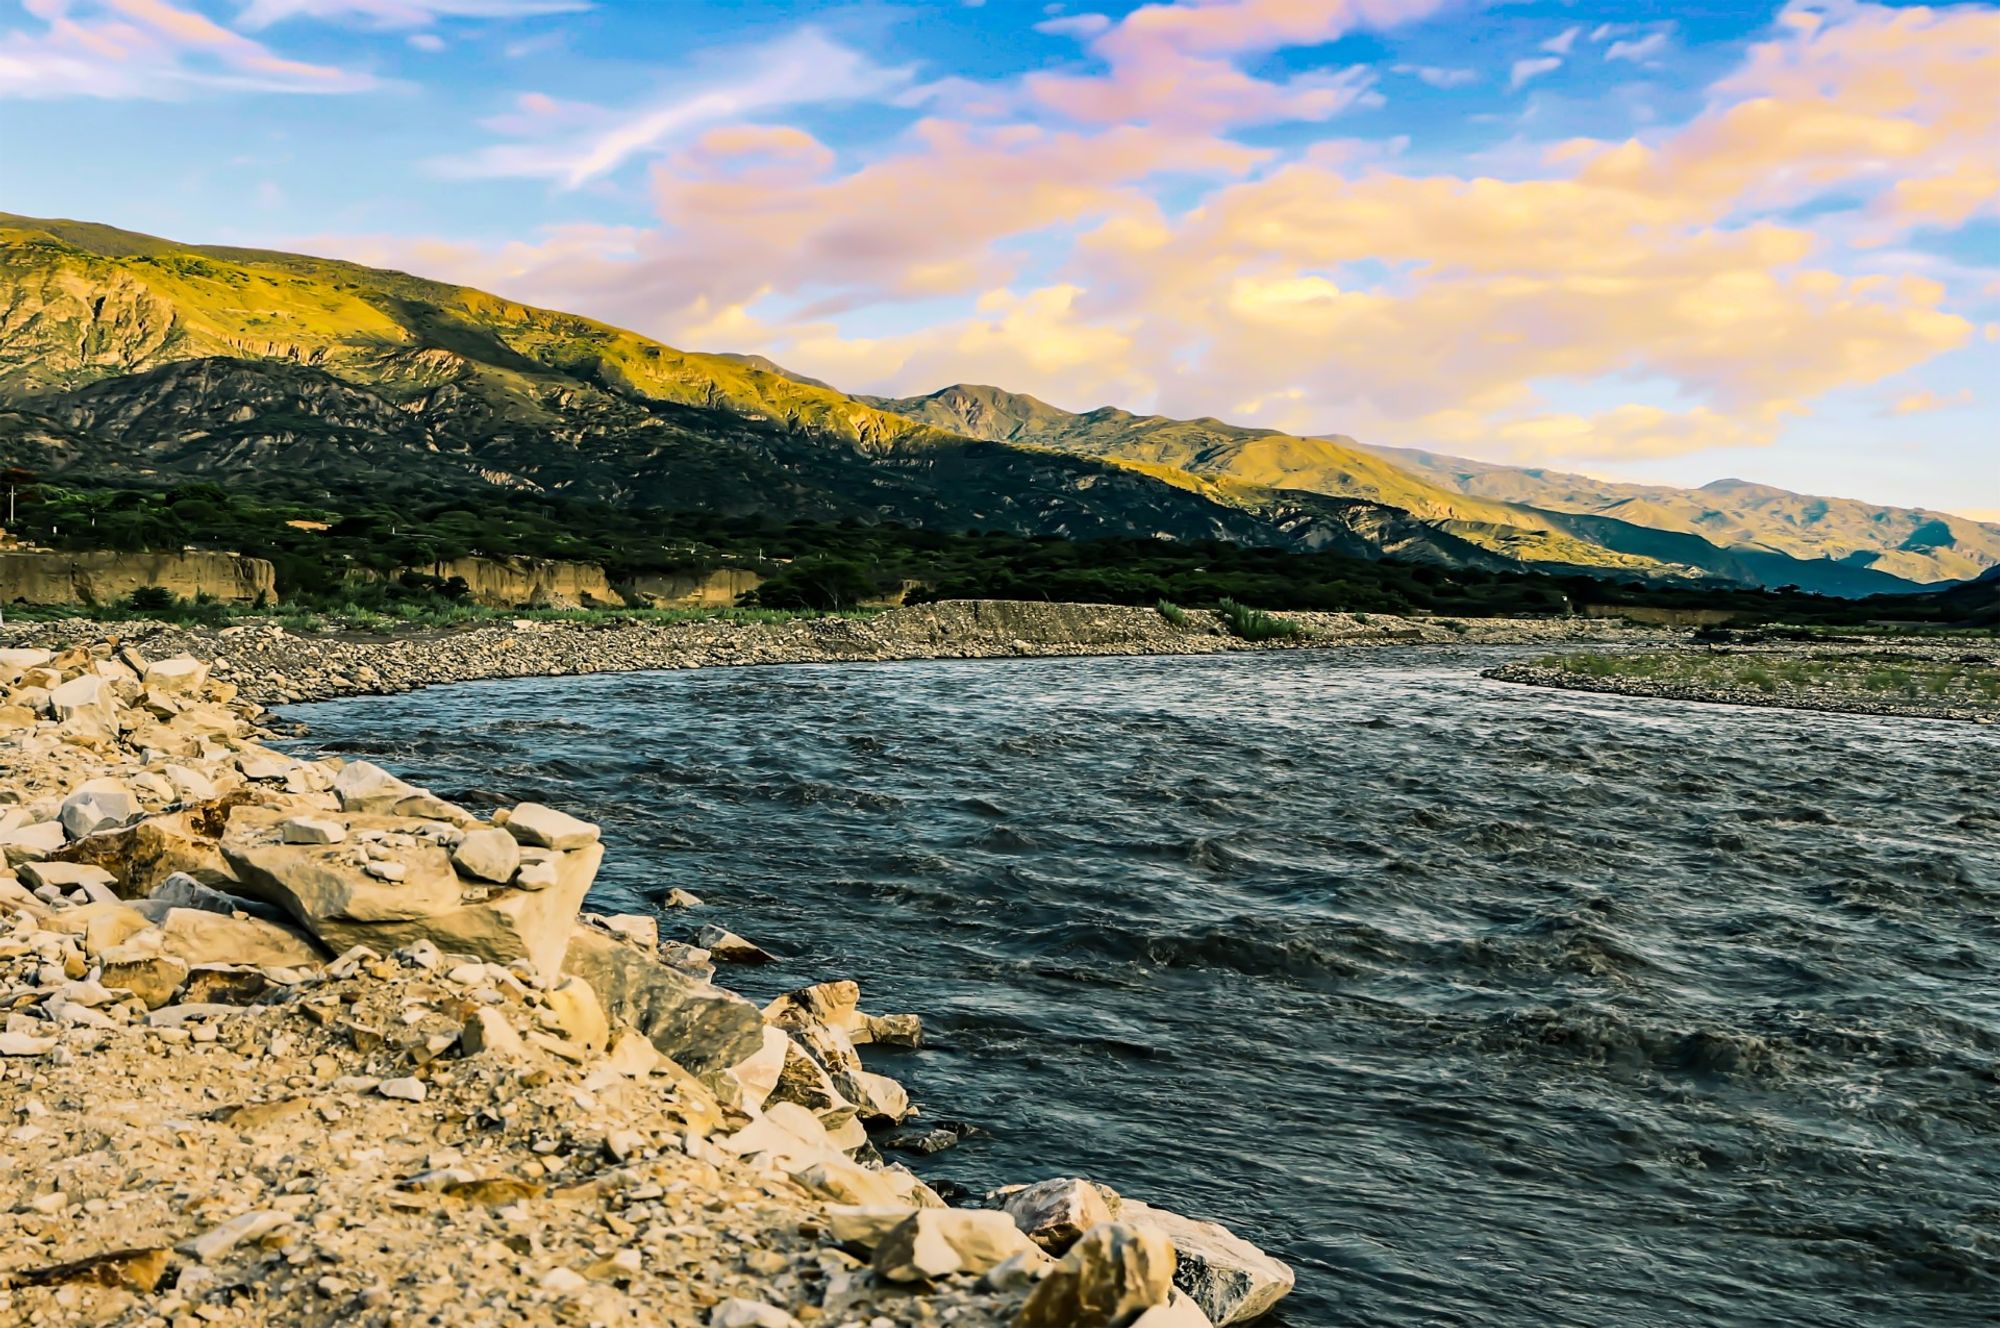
[868,384,1926,595]
[0,213,1511,568]
[1366,444,1999,586]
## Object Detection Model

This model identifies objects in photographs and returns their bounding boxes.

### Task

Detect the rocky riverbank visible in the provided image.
[1,599,1664,707]
[1488,638,2000,724]
[1,634,1307,1327]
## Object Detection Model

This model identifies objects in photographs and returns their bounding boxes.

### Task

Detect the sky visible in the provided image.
[2,0,1996,518]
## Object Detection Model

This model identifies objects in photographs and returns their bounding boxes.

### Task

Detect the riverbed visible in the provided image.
[285,647,2000,1327]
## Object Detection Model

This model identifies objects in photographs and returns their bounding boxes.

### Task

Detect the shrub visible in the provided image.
[126,585,178,613]
[1217,598,1305,642]
[1156,599,1189,628]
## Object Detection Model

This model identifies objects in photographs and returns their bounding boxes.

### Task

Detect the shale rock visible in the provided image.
[1016,1222,1178,1328]
[563,925,764,1076]
[1121,1200,1296,1326]
[872,1209,1039,1283]
[1005,1177,1119,1253]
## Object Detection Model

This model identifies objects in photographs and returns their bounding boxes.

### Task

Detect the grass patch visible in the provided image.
[1156,599,1190,629]
[1217,598,1306,642]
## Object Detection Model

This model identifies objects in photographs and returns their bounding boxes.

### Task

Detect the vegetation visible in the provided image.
[4,477,1996,630]
[1155,600,1190,628]
[1531,650,2000,706]
[1216,598,1306,642]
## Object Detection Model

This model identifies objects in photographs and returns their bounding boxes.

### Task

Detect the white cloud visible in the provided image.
[1509,56,1561,91]
[438,28,915,188]
[1606,31,1670,63]
[1541,25,1581,56]
[236,0,588,28]
[1394,63,1477,89]
[0,0,372,99]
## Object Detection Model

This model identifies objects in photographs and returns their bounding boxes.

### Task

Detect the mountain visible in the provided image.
[867,384,1929,596]
[1363,445,2000,587]
[0,213,1957,599]
[0,213,1498,567]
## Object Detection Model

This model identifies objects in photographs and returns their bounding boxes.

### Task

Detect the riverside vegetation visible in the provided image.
[0,632,1300,1328]
[1490,640,2000,723]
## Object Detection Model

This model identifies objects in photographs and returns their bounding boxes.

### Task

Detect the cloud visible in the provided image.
[1394,63,1477,88]
[439,28,914,188]
[236,0,586,27]
[1508,56,1561,90]
[1605,31,1670,63]
[319,0,1992,474]
[1541,25,1581,56]
[1892,388,1975,415]
[1023,0,1445,129]
[0,0,370,98]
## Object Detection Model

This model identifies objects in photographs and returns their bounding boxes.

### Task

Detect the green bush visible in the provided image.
[1156,599,1190,628]
[1217,598,1305,642]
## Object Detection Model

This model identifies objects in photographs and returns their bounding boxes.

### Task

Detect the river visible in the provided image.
[283,647,2000,1327]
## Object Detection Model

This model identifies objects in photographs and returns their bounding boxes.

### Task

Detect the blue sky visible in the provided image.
[2,0,1996,516]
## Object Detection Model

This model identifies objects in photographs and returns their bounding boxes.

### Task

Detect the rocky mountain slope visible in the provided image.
[868,385,1933,596]
[0,214,1496,571]
[1365,445,2000,587]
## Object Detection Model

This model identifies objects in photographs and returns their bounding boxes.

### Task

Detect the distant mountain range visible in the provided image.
[0,212,1989,599]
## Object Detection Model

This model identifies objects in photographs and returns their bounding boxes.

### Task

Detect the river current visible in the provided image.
[283,648,2000,1327]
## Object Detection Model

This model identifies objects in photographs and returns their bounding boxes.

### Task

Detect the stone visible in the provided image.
[855,1012,924,1048]
[1131,1292,1218,1327]
[0,1030,59,1056]
[451,826,520,883]
[332,761,425,813]
[378,1076,428,1102]
[178,1210,293,1263]
[515,858,559,891]
[723,1026,791,1113]
[143,655,210,695]
[157,907,325,968]
[55,809,229,896]
[97,948,190,1008]
[459,1007,531,1062]
[222,837,462,936]
[304,842,604,980]
[148,872,252,915]
[49,673,117,738]
[50,900,155,956]
[59,781,138,840]
[1005,1178,1118,1254]
[236,747,299,781]
[561,925,764,1077]
[709,1300,802,1328]
[503,801,600,850]
[1015,1222,1177,1328]
[281,816,347,845]
[873,1208,1039,1283]
[985,1249,1058,1294]
[1119,1202,1294,1327]
[696,924,775,964]
[545,975,609,1051]
[19,860,119,895]
[1,819,67,863]
[588,911,658,952]
[825,1204,921,1251]
[664,888,703,908]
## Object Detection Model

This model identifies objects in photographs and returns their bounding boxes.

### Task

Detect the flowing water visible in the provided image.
[283,648,2000,1328]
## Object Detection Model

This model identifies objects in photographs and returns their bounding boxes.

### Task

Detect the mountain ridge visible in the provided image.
[866,383,1932,596]
[0,213,1508,569]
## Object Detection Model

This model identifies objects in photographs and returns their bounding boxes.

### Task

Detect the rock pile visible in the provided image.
[1,601,1664,707]
[1,637,1296,1326]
